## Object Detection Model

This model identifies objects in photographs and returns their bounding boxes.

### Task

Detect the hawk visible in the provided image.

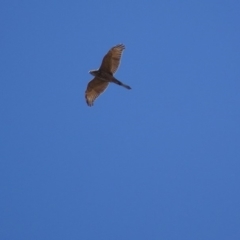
[85,44,131,106]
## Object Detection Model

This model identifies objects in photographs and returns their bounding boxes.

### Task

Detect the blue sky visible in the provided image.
[1,1,240,239]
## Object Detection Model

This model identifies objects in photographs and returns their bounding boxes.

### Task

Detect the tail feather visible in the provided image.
[112,79,131,90]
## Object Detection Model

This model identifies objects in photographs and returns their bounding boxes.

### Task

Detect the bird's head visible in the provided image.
[89,69,99,76]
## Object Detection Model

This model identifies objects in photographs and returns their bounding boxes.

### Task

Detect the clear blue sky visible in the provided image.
[1,1,240,239]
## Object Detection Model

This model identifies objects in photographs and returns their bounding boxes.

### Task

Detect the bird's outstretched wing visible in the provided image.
[85,78,109,106]
[99,44,125,74]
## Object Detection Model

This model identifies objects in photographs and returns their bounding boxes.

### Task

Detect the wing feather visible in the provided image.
[85,77,109,106]
[99,44,125,74]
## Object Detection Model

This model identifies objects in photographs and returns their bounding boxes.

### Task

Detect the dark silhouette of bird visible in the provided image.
[85,44,131,106]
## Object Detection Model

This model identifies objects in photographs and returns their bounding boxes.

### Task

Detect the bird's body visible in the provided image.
[85,44,131,106]
[89,69,114,82]
[90,70,131,89]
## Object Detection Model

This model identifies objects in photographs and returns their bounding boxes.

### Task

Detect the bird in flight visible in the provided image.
[85,44,131,106]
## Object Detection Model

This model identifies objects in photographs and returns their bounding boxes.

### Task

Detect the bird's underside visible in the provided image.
[85,44,131,106]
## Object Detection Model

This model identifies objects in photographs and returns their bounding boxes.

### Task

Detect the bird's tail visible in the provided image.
[112,78,131,90]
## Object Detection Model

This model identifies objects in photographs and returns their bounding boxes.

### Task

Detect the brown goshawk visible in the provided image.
[85,44,131,106]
